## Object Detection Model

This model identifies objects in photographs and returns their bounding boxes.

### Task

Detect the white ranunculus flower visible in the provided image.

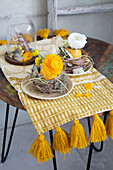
[67,33,87,49]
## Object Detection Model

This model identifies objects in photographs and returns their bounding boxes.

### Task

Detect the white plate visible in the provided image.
[21,75,73,100]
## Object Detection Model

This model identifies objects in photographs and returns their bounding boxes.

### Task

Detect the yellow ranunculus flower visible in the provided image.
[32,49,39,57]
[35,57,41,66]
[53,28,69,37]
[0,40,7,46]
[38,28,50,39]
[23,51,32,61]
[40,54,63,80]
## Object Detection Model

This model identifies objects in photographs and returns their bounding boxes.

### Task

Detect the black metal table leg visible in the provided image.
[86,117,93,170]
[86,113,108,170]
[49,130,57,170]
[86,142,93,170]
[1,103,19,163]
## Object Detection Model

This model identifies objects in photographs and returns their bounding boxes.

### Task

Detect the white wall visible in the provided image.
[57,11,113,44]
[0,0,113,44]
[57,0,113,44]
[0,0,47,40]
[0,0,113,129]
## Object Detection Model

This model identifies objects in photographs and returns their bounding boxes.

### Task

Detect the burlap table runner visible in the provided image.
[0,44,113,135]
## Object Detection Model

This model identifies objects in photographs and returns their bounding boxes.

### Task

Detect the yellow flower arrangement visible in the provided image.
[20,50,25,56]
[40,54,63,80]
[32,49,39,57]
[0,40,7,46]
[23,51,32,61]
[19,46,22,50]
[38,28,50,39]
[53,28,69,37]
[35,57,41,66]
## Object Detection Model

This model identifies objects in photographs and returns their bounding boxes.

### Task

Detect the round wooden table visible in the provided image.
[0,38,113,169]
[0,37,113,111]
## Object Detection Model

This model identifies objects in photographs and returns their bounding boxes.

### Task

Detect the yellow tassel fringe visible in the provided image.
[106,110,113,139]
[70,120,89,149]
[27,112,113,162]
[53,127,71,154]
[28,134,53,163]
[89,114,107,143]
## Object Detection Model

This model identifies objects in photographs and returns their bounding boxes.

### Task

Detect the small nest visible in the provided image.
[64,56,92,74]
[30,70,68,94]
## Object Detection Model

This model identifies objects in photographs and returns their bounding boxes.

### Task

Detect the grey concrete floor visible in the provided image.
[0,117,113,170]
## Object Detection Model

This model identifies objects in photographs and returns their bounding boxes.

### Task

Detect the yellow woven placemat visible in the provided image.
[0,45,113,134]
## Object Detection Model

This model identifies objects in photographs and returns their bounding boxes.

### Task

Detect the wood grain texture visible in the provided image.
[47,0,57,32]
[57,3,113,15]
[0,37,113,110]
[0,69,25,110]
[47,1,113,32]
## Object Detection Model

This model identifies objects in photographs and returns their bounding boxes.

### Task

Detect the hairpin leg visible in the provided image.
[1,103,19,163]
[49,130,57,170]
[86,113,108,170]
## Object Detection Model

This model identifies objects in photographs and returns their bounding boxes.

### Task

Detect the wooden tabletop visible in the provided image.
[0,37,113,111]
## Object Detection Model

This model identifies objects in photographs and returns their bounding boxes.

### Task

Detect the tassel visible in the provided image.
[89,114,107,143]
[53,127,70,154]
[70,120,89,149]
[106,110,113,139]
[28,134,54,163]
